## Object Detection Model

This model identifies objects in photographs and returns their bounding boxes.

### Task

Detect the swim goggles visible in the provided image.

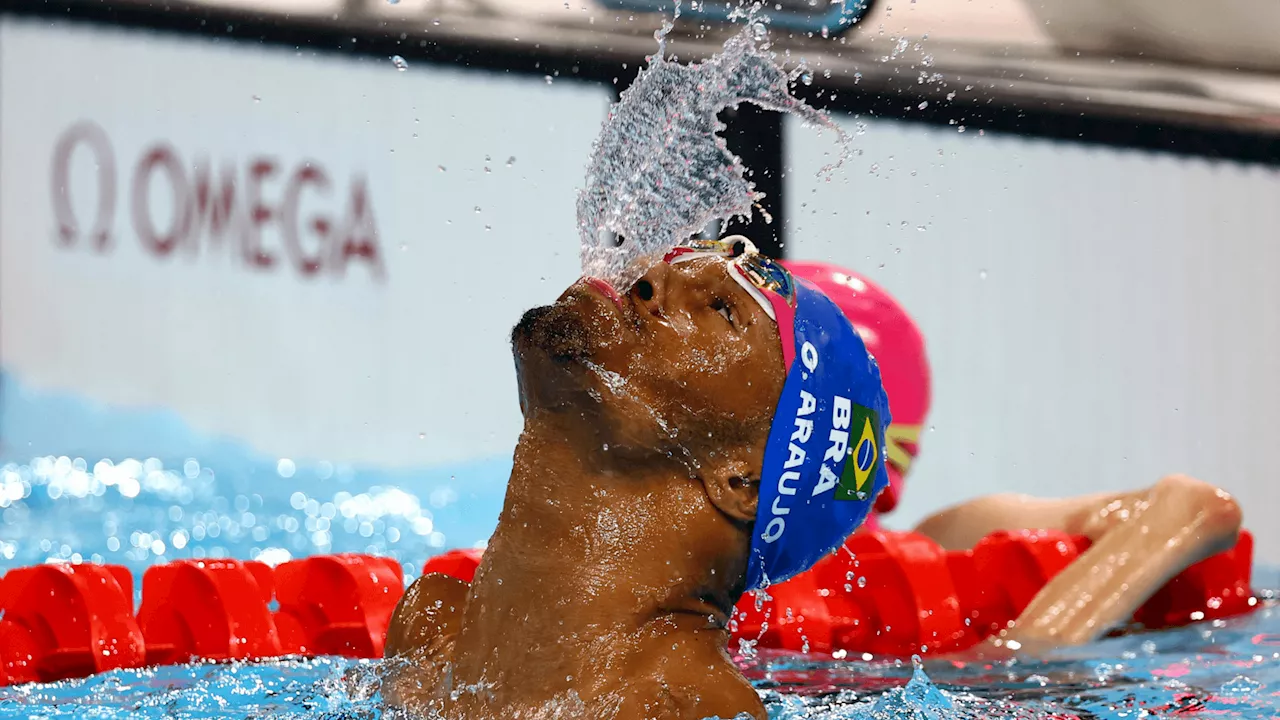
[663,237,795,322]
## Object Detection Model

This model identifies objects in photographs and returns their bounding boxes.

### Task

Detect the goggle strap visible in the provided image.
[729,265,777,322]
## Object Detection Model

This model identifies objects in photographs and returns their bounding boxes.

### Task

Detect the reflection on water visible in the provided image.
[743,595,1280,719]
[0,454,505,586]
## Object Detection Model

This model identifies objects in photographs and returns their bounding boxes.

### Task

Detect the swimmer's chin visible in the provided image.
[510,285,640,422]
[510,283,630,363]
[511,302,605,418]
[511,304,593,363]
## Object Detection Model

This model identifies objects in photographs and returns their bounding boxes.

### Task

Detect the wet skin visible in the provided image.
[383,254,785,720]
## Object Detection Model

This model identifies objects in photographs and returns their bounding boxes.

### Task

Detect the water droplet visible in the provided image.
[484,225,492,231]
[506,156,516,166]
[1222,676,1263,695]
[390,55,408,71]
[474,206,482,213]
[918,101,928,110]
[957,125,966,133]
[800,71,813,86]
[387,0,398,4]
[545,75,554,84]
[751,22,767,40]
[251,95,261,103]
[484,166,491,174]
[979,269,988,280]
[437,165,447,172]
[418,432,426,440]
[857,576,867,588]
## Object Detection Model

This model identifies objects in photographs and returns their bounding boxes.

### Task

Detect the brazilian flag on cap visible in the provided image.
[835,405,881,501]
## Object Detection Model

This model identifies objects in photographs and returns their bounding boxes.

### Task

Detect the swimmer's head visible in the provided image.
[511,237,890,592]
[511,239,787,474]
[667,239,893,590]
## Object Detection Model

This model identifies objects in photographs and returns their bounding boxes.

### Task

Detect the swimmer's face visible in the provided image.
[512,254,786,461]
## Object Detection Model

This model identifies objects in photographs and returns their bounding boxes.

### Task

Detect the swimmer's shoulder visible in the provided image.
[385,572,469,658]
[382,573,469,713]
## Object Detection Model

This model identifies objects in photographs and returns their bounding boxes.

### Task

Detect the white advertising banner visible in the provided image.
[786,114,1280,564]
[0,18,611,551]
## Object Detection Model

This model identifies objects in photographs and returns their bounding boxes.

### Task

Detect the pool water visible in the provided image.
[1,455,1277,719]
[0,454,508,584]
[1,603,1277,719]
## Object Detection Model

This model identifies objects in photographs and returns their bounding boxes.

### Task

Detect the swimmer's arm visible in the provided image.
[913,491,1117,551]
[914,475,1242,646]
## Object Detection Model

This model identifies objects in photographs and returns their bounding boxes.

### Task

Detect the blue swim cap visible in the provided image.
[743,276,893,591]
[663,239,892,592]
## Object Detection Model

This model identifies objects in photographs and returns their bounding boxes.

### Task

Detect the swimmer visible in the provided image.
[382,238,893,719]
[785,261,1246,650]
[918,475,1243,650]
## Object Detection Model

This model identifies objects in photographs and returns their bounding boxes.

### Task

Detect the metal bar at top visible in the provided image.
[25,0,1280,140]
[4,0,1280,170]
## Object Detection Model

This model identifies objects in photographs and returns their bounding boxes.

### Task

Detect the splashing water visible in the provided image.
[577,6,848,290]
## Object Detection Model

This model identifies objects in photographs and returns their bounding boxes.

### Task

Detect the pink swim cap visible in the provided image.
[780,261,931,516]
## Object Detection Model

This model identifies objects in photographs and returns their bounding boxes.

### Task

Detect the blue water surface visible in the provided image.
[0,453,505,588]
[0,451,1276,719]
[0,372,511,584]
[0,601,1277,719]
